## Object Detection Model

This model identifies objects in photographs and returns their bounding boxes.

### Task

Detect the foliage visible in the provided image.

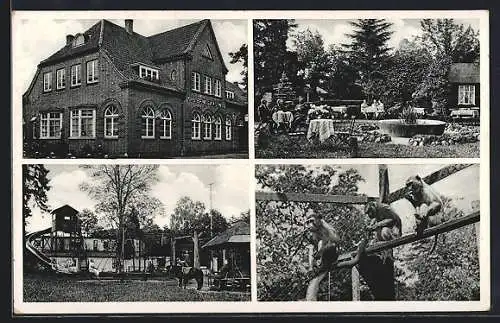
[230,210,251,224]
[324,45,363,100]
[256,165,367,300]
[395,198,479,300]
[229,43,248,90]
[413,55,453,110]
[399,106,418,124]
[420,19,480,63]
[253,19,297,100]
[342,19,394,100]
[22,164,50,222]
[77,209,99,237]
[79,165,162,272]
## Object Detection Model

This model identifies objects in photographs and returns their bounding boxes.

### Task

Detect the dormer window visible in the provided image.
[73,34,85,47]
[226,91,235,100]
[203,44,213,60]
[139,66,159,81]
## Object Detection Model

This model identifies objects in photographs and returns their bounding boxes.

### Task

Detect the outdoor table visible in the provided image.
[307,118,336,143]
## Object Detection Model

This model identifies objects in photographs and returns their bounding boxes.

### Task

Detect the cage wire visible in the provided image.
[256,199,369,301]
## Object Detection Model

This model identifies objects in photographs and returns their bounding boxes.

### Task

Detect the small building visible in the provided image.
[448,62,480,111]
[202,221,250,277]
[22,19,248,158]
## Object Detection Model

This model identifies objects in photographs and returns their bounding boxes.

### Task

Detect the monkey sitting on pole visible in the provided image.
[404,175,445,254]
[304,211,367,301]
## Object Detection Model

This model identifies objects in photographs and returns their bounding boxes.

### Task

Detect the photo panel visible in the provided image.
[253,14,487,159]
[255,163,485,307]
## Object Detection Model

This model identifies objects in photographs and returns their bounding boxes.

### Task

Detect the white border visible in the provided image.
[12,9,490,314]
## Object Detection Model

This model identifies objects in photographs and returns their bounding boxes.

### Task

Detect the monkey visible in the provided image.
[404,175,445,254]
[303,212,367,301]
[364,200,402,243]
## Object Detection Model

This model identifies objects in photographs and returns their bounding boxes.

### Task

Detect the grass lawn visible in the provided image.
[23,275,250,302]
[255,132,480,158]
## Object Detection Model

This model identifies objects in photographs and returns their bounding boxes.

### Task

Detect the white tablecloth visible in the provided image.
[307,119,335,143]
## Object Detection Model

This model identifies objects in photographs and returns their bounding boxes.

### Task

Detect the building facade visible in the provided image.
[448,62,480,111]
[23,19,248,158]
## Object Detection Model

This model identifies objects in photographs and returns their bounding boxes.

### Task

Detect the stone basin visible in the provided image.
[378,119,447,138]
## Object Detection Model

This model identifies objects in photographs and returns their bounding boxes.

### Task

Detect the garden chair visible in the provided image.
[324,117,359,157]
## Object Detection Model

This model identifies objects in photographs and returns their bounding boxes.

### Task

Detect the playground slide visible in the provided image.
[25,228,74,274]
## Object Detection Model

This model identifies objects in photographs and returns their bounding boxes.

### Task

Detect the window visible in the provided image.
[214,79,222,97]
[141,107,155,138]
[214,116,222,140]
[225,117,232,140]
[191,113,201,139]
[160,109,172,139]
[139,66,159,81]
[104,105,119,138]
[191,72,201,91]
[203,44,213,59]
[204,76,212,95]
[93,240,98,251]
[86,60,99,83]
[226,90,234,100]
[73,34,85,47]
[203,114,212,139]
[56,69,65,89]
[43,72,52,92]
[170,70,177,81]
[40,112,62,139]
[71,64,81,86]
[458,85,475,105]
[103,241,109,251]
[70,109,96,138]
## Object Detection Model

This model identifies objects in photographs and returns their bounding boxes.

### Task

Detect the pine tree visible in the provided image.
[343,19,394,100]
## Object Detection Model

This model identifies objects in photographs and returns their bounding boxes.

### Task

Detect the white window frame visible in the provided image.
[139,66,159,81]
[160,109,172,139]
[56,68,65,89]
[191,113,201,140]
[203,44,213,59]
[141,107,155,139]
[226,91,234,100]
[70,108,96,138]
[458,84,475,105]
[203,114,212,139]
[170,70,177,81]
[191,72,201,92]
[73,34,85,47]
[39,112,62,139]
[204,76,213,95]
[43,72,52,92]
[214,79,222,97]
[225,117,232,141]
[104,106,119,139]
[71,64,81,86]
[86,59,99,84]
[214,116,222,140]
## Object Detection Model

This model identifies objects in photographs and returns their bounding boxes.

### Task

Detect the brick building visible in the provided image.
[22,19,248,158]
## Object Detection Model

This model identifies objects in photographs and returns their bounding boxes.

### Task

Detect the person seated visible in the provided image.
[88,259,100,279]
[257,99,271,124]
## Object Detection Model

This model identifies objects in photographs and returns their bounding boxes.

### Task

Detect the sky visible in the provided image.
[26,164,250,232]
[14,18,247,92]
[257,164,480,235]
[286,18,481,52]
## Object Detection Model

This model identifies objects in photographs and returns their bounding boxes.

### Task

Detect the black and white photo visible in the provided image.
[18,18,248,158]
[256,164,480,301]
[22,164,251,302]
[254,18,483,158]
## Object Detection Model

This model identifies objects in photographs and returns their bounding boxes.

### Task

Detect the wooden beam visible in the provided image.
[255,191,373,204]
[338,211,480,263]
[387,164,473,203]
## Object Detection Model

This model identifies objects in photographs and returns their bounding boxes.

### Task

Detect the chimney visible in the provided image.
[66,34,74,45]
[125,19,133,34]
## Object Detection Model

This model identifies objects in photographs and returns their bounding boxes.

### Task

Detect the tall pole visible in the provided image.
[208,182,215,272]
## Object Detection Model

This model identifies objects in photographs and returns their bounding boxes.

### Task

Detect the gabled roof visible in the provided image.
[448,63,480,84]
[51,204,79,217]
[202,221,250,249]
[225,81,247,106]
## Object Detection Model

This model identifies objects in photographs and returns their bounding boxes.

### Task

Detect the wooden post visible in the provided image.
[193,231,200,268]
[351,266,360,301]
[308,245,314,270]
[171,237,176,266]
[357,164,396,300]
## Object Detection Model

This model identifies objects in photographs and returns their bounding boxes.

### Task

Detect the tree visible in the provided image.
[343,19,394,100]
[253,19,297,100]
[292,29,330,96]
[79,165,161,273]
[325,45,363,100]
[420,19,480,63]
[22,164,50,226]
[229,43,248,90]
[230,210,250,224]
[78,208,99,237]
[255,165,366,301]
